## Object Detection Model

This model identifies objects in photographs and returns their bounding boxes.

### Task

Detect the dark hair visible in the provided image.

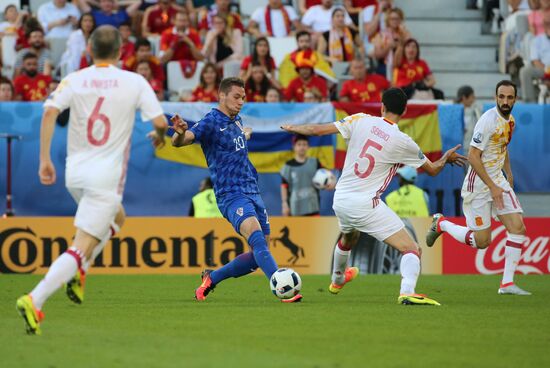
[199,62,221,88]
[3,4,16,17]
[119,20,132,29]
[90,25,121,59]
[23,17,43,38]
[134,37,152,51]
[219,77,245,94]
[382,88,408,115]
[245,61,271,98]
[402,38,420,62]
[78,12,96,33]
[495,80,517,97]
[292,134,309,145]
[22,52,38,61]
[0,76,14,93]
[136,59,151,69]
[456,85,474,103]
[331,7,345,19]
[296,30,310,41]
[252,36,274,72]
[27,27,44,37]
[203,177,213,189]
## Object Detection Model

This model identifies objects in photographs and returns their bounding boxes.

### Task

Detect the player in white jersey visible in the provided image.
[282,88,466,305]
[16,26,168,335]
[426,80,531,296]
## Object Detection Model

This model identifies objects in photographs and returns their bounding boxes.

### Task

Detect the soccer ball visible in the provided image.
[312,168,336,189]
[270,268,302,299]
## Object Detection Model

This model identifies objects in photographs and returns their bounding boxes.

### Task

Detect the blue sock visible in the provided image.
[248,230,278,279]
[210,252,258,285]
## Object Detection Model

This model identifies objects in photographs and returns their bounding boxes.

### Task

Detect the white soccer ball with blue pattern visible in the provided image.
[270,268,302,299]
[312,168,336,189]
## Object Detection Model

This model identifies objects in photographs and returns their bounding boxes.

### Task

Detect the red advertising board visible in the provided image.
[442,217,550,274]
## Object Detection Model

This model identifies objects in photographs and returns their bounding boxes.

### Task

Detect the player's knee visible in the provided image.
[343,231,360,247]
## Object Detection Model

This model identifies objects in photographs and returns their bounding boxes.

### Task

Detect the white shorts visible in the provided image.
[463,189,523,231]
[333,201,404,241]
[68,187,122,239]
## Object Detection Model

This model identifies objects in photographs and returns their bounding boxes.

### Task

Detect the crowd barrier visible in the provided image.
[0,102,548,217]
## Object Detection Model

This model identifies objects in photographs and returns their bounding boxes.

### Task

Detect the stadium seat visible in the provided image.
[267,36,297,67]
[47,37,69,68]
[223,60,241,78]
[239,0,268,18]
[147,35,161,57]
[1,35,17,79]
[30,0,50,13]
[167,60,204,96]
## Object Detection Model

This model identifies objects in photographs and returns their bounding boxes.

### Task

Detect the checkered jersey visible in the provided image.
[189,108,259,200]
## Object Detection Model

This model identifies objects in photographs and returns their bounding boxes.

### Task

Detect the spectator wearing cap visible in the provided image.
[385,166,429,218]
[456,85,481,156]
[302,0,354,35]
[284,57,328,102]
[340,59,389,102]
[280,135,326,217]
[278,31,335,88]
[317,7,364,64]
[248,0,300,38]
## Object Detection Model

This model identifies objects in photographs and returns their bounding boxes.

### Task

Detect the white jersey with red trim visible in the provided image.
[333,113,427,209]
[44,64,163,193]
[461,107,514,198]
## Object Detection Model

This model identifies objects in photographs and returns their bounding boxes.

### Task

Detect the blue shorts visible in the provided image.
[218,193,270,236]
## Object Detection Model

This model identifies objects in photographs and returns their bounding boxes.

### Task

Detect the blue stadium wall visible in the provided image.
[0,102,548,217]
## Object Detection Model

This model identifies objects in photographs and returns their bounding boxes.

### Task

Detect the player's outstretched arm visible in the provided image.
[280,123,338,136]
[150,114,169,148]
[421,144,467,177]
[468,146,505,209]
[39,107,60,185]
[170,114,196,147]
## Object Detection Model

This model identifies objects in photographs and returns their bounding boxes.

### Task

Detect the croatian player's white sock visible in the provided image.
[332,240,351,285]
[440,220,477,248]
[501,234,525,286]
[30,247,85,310]
[83,223,120,272]
[399,252,420,295]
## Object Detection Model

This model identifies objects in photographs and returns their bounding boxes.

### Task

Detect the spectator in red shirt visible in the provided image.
[142,0,180,37]
[15,16,42,51]
[0,76,14,101]
[136,60,164,100]
[123,38,165,82]
[14,28,52,77]
[393,38,443,100]
[239,37,277,81]
[198,0,244,38]
[13,52,52,101]
[245,62,282,102]
[182,62,220,102]
[317,7,364,63]
[340,59,390,102]
[159,11,203,64]
[284,59,328,102]
[119,21,135,63]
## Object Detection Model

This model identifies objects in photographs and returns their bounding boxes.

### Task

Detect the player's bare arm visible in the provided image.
[149,115,169,148]
[243,127,252,140]
[421,144,467,177]
[468,146,505,209]
[39,106,60,185]
[280,123,339,136]
[170,114,196,147]
[503,150,514,189]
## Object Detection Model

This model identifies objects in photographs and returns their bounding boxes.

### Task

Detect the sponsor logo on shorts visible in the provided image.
[473,132,483,144]
[475,216,484,226]
[236,207,244,216]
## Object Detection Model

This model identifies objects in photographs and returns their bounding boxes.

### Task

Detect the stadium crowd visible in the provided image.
[0,0,447,103]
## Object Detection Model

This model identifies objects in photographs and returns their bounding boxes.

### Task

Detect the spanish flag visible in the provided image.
[332,103,442,169]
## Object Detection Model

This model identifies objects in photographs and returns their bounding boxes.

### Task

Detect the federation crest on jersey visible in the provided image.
[236,207,244,216]
[473,132,483,144]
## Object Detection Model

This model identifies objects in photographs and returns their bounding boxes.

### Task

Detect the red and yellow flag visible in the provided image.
[332,103,442,169]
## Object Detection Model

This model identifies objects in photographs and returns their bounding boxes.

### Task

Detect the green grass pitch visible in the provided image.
[1,274,549,368]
